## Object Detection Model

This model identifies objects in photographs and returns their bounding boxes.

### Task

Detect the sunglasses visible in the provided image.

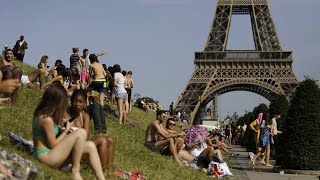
[169,123,176,126]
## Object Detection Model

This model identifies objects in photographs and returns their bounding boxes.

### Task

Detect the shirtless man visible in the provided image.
[158,118,185,156]
[0,49,22,103]
[88,54,106,106]
[80,49,107,88]
[145,110,185,165]
[0,71,21,107]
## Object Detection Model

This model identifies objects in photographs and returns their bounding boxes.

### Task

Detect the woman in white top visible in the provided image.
[113,64,127,125]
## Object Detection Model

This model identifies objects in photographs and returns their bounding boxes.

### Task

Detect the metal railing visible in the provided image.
[194,51,292,60]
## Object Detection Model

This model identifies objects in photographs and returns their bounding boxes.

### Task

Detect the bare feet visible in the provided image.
[259,160,266,165]
[0,98,11,106]
[72,172,83,180]
[265,164,273,167]
[72,169,83,180]
[250,159,255,166]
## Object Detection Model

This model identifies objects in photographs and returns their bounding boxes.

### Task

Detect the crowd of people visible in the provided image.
[219,112,282,168]
[144,110,234,178]
[0,35,243,179]
[0,35,140,179]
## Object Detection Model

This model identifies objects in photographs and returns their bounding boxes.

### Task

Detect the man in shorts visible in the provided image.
[88,54,106,106]
[145,110,185,165]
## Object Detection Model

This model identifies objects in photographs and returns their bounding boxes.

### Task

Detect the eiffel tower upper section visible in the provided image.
[205,0,281,52]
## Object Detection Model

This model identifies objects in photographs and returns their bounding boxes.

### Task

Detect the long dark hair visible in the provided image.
[34,84,68,125]
[113,64,121,73]
[38,55,48,68]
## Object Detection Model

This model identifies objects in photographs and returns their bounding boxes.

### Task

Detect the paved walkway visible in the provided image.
[227,145,319,180]
[227,145,250,180]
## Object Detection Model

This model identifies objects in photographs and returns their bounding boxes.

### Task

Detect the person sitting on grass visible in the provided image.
[43,65,68,89]
[158,118,185,156]
[0,49,22,103]
[138,98,150,112]
[47,59,63,81]
[43,65,78,96]
[20,68,47,89]
[66,89,115,172]
[206,132,236,157]
[0,71,21,94]
[32,84,105,180]
[145,110,185,165]
[0,70,21,108]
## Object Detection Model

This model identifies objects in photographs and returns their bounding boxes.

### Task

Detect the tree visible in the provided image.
[269,94,289,118]
[252,103,269,117]
[278,78,320,169]
[269,94,289,129]
[269,94,290,164]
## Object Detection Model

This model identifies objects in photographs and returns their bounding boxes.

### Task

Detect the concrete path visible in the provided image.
[227,145,319,180]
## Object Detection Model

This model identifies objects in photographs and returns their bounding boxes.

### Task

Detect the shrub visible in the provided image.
[279,78,320,169]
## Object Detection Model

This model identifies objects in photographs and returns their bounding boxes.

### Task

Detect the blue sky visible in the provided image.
[1,0,319,119]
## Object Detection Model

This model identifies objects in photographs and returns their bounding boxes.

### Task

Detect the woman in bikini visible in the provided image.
[66,89,115,172]
[32,84,105,180]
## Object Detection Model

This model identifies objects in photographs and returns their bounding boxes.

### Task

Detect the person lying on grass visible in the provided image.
[145,110,185,165]
[64,89,115,173]
[178,145,222,169]
[32,84,105,180]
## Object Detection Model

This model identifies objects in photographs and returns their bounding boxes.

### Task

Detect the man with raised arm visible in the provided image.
[145,110,185,165]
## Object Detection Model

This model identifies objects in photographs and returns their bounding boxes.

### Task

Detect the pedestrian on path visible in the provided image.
[251,113,273,167]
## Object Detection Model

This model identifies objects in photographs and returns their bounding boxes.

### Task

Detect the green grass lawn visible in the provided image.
[0,61,212,179]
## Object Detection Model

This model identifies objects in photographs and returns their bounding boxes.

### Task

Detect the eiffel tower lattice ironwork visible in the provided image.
[175,0,299,124]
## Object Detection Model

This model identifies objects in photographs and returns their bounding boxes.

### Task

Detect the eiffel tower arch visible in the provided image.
[175,0,299,124]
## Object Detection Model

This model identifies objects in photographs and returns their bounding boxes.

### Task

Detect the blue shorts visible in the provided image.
[90,80,107,93]
[115,93,127,102]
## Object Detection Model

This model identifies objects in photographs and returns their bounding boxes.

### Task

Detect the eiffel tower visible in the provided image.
[175,0,299,124]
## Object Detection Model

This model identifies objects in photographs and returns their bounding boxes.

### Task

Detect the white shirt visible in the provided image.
[190,142,207,157]
[114,72,127,94]
[84,55,90,70]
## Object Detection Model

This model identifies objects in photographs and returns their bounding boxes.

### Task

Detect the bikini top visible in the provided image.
[32,117,59,138]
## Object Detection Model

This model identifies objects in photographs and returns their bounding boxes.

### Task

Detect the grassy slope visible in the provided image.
[0,61,211,179]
